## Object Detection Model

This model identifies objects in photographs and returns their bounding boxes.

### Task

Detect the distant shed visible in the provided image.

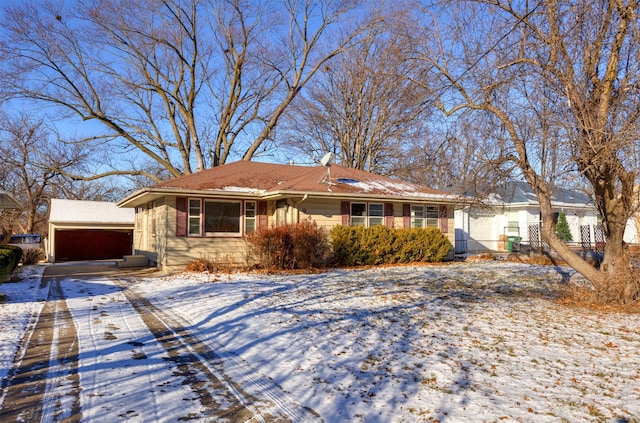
[47,199,134,263]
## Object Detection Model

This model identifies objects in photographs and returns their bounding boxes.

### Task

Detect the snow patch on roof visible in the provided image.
[49,199,134,224]
[221,186,267,194]
[347,179,452,199]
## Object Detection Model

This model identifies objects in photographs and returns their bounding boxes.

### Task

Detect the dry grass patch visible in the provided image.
[558,284,640,314]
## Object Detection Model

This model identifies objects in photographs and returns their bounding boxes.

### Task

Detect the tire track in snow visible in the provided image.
[113,277,322,422]
[0,279,81,422]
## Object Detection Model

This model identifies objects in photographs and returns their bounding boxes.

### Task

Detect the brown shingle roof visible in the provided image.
[154,161,448,197]
[119,161,455,208]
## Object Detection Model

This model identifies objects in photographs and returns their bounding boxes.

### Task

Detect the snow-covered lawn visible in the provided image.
[134,262,640,422]
[2,261,640,422]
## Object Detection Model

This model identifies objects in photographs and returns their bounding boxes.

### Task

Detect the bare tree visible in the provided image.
[415,0,640,304]
[0,113,116,238]
[280,6,432,173]
[0,0,368,181]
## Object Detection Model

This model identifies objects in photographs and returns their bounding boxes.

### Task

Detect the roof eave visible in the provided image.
[117,187,265,208]
[0,192,22,210]
[262,189,460,203]
[118,186,462,208]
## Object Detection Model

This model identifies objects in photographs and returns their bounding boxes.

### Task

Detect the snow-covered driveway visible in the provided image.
[1,264,315,422]
[1,261,640,422]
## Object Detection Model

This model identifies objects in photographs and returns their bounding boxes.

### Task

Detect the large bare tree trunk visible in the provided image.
[412,0,640,305]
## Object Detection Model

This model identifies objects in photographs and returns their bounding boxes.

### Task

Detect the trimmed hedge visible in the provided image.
[0,245,23,283]
[331,226,451,266]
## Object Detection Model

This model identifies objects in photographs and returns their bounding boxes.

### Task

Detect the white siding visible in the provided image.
[624,218,638,244]
[468,210,500,252]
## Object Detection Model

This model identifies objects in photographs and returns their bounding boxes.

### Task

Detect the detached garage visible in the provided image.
[47,199,135,263]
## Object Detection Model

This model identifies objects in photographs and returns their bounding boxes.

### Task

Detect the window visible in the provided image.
[506,210,519,234]
[188,199,202,236]
[350,202,384,227]
[204,200,241,235]
[351,203,367,226]
[426,206,439,227]
[411,205,439,228]
[369,203,384,226]
[411,205,424,228]
[245,201,256,234]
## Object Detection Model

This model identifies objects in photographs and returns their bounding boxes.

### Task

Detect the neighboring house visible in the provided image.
[0,193,40,249]
[627,185,640,244]
[625,217,639,244]
[117,161,458,271]
[455,182,602,253]
[0,191,22,210]
[47,199,135,263]
[7,234,41,250]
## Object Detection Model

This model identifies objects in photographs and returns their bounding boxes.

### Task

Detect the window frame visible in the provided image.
[350,202,385,227]
[369,203,384,226]
[350,202,367,226]
[185,198,260,238]
[188,198,202,236]
[411,205,425,228]
[410,204,439,228]
[244,200,256,234]
[203,199,242,236]
[425,206,439,228]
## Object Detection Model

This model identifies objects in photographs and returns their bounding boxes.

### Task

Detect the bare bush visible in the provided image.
[247,220,330,271]
[21,248,44,265]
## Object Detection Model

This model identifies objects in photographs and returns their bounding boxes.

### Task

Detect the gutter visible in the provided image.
[294,194,308,208]
[261,189,461,204]
[117,187,265,208]
[117,186,465,209]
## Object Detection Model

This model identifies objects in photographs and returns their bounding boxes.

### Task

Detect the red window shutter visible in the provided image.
[341,201,350,226]
[402,203,411,229]
[176,197,187,237]
[257,201,268,229]
[439,205,449,233]
[384,203,394,228]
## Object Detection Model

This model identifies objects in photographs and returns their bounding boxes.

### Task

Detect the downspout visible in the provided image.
[293,194,309,223]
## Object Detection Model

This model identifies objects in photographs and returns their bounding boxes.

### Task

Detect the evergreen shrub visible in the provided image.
[331,226,451,266]
[247,220,330,270]
[0,245,23,282]
[555,212,573,242]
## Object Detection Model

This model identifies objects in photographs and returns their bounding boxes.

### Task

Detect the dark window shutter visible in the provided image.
[257,201,268,229]
[439,205,449,233]
[402,203,411,229]
[341,201,350,226]
[176,197,187,237]
[384,203,394,228]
